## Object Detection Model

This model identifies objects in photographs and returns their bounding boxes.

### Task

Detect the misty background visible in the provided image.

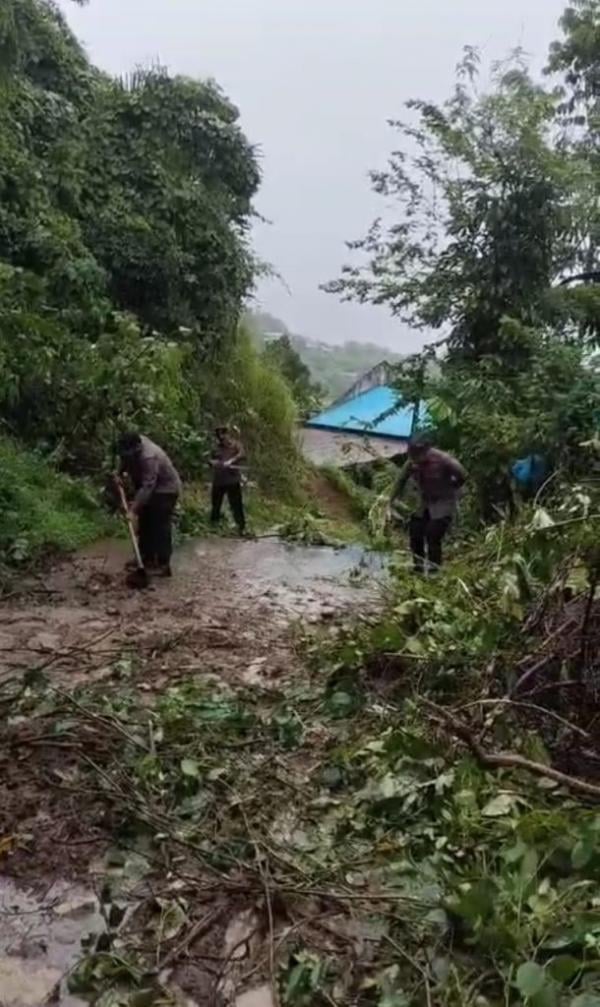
[58,0,566,352]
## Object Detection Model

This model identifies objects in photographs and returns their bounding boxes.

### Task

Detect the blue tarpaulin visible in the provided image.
[306,386,418,440]
[512,454,548,491]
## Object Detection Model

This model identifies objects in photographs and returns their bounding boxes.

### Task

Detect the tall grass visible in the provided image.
[0,438,110,569]
[201,324,304,499]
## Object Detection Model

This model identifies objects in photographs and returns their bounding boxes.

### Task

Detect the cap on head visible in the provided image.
[118,431,142,456]
[408,434,432,460]
[215,425,229,437]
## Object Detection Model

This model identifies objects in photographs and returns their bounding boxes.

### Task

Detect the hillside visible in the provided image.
[249,310,403,400]
[0,0,304,569]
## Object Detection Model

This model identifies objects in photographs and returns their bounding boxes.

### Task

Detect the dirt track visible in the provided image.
[0,536,383,693]
[0,535,384,884]
[0,535,385,1006]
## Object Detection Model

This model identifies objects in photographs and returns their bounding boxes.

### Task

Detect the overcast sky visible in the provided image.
[59,0,566,351]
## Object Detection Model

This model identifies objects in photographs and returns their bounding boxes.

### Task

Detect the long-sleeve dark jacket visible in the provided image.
[120,436,182,512]
[393,448,466,520]
[211,439,245,488]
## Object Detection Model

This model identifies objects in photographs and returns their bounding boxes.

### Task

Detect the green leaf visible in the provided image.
[548,956,581,984]
[482,792,517,817]
[520,846,539,885]
[326,691,356,719]
[452,880,495,922]
[180,758,200,778]
[531,985,559,1007]
[570,997,600,1007]
[572,837,595,870]
[516,962,546,998]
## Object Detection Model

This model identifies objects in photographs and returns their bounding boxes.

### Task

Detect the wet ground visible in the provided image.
[0,534,388,1005]
[0,878,101,1007]
[0,535,386,689]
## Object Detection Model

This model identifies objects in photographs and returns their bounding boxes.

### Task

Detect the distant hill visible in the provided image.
[247,311,403,401]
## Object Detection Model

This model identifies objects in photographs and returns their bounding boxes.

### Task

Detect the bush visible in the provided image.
[201,325,304,498]
[0,437,110,570]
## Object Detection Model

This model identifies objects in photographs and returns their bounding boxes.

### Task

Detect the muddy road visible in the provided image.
[0,536,385,690]
[0,534,388,1007]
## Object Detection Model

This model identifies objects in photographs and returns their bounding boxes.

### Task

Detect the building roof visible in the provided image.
[306,384,416,440]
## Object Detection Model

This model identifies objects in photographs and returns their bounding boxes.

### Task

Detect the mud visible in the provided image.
[0,534,387,1005]
[0,877,102,1007]
[0,536,386,690]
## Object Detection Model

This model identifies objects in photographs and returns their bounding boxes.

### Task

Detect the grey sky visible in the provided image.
[59,0,566,351]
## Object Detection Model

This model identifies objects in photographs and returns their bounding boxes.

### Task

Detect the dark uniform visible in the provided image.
[392,447,466,572]
[210,434,246,534]
[120,436,181,570]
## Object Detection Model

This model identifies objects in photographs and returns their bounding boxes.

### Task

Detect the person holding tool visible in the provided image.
[390,435,466,574]
[210,425,246,535]
[117,432,181,578]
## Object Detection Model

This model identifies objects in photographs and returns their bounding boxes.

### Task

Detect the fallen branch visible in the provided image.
[422,699,600,800]
[152,905,225,975]
[457,697,591,741]
[51,686,149,752]
[522,679,580,699]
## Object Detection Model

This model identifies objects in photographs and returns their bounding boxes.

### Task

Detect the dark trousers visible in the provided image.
[138,494,177,567]
[409,509,451,572]
[211,483,245,532]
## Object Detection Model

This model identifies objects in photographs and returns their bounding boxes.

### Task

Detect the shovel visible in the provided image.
[115,479,149,590]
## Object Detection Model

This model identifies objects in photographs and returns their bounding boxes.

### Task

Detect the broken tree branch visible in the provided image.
[421,699,600,800]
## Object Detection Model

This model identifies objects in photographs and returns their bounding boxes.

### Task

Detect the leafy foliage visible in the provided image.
[248,310,404,402]
[547,0,600,135]
[0,0,305,558]
[0,436,111,571]
[201,324,303,497]
[393,320,600,518]
[0,0,259,341]
[327,51,597,360]
[263,334,324,417]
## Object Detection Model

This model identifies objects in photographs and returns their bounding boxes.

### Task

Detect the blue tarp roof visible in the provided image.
[306,385,417,440]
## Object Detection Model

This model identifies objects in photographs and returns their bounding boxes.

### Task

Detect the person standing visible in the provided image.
[391,436,466,573]
[117,432,182,577]
[210,426,246,535]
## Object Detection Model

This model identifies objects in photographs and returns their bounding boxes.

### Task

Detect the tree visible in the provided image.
[0,0,265,470]
[263,335,323,417]
[81,68,260,340]
[0,0,260,346]
[547,0,600,133]
[326,51,596,362]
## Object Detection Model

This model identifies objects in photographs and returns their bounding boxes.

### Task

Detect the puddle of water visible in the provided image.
[179,539,386,611]
[180,538,383,584]
[0,877,103,1007]
[78,536,387,613]
[236,985,275,1007]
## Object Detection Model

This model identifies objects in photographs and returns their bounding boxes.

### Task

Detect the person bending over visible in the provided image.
[391,436,466,573]
[118,432,181,577]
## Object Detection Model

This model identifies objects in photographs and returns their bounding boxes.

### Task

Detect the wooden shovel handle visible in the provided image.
[115,478,145,571]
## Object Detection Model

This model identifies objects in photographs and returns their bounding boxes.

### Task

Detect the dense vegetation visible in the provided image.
[329,39,600,515]
[249,310,403,402]
[0,0,304,566]
[7,3,600,1007]
[292,4,600,1003]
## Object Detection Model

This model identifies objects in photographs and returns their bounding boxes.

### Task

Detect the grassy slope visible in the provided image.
[178,466,371,546]
[0,437,112,574]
